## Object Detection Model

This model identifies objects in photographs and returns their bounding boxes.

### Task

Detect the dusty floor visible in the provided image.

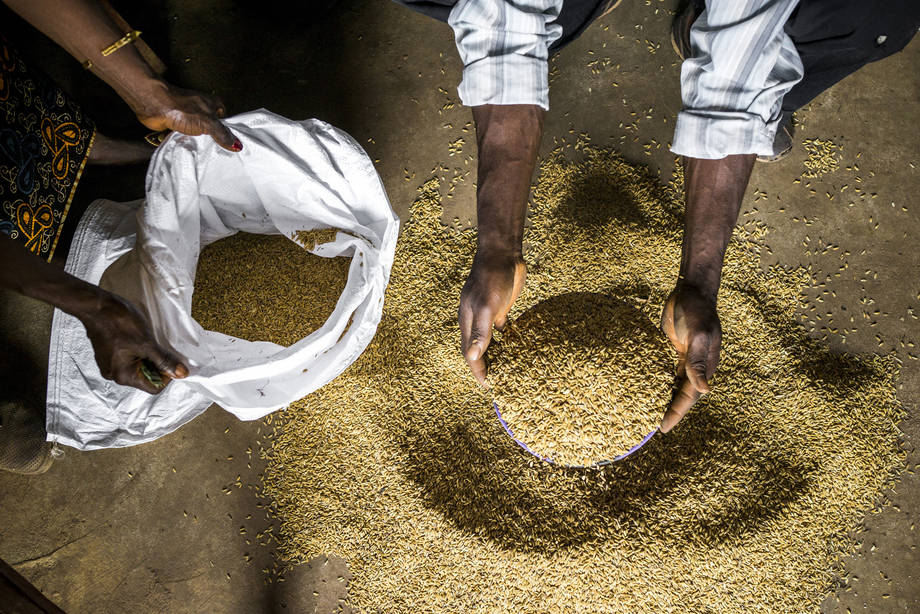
[1,0,918,612]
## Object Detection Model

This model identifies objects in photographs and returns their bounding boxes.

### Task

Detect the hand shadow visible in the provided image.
[396,394,813,553]
[389,290,815,554]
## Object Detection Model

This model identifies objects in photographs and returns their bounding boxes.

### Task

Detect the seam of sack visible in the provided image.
[47,201,109,438]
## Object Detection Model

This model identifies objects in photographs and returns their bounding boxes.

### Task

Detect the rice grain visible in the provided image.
[251,144,906,614]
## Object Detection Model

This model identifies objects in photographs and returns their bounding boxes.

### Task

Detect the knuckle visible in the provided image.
[676,387,697,404]
[689,358,708,372]
[470,326,491,342]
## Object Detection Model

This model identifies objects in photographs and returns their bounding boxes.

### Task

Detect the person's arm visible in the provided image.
[2,0,241,151]
[0,235,188,394]
[459,104,541,383]
[659,154,754,432]
[660,0,802,431]
[449,0,562,382]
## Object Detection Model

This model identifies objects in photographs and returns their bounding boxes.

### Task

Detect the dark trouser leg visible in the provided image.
[782,0,920,113]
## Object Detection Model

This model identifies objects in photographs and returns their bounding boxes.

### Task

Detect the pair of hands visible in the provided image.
[459,254,721,433]
[87,80,237,394]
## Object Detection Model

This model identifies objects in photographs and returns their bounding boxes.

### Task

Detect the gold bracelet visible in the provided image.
[82,30,142,70]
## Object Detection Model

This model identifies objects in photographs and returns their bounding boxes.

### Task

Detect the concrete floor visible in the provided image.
[1,0,918,612]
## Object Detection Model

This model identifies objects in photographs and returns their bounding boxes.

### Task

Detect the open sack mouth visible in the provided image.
[46,111,399,450]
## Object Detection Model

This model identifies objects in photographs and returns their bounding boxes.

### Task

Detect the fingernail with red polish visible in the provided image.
[232,139,243,151]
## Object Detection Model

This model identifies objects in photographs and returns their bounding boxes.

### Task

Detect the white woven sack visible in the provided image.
[46,110,398,450]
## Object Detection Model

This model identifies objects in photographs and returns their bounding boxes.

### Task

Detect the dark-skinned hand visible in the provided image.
[659,286,722,433]
[82,293,189,394]
[459,250,526,385]
[135,81,241,152]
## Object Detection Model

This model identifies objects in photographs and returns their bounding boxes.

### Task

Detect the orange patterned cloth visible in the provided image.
[0,36,95,261]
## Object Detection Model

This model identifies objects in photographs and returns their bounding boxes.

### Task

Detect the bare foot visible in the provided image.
[87,132,154,166]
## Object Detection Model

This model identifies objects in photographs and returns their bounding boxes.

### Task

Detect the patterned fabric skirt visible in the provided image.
[0,35,95,261]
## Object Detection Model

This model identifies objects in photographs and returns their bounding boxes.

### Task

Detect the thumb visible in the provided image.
[660,294,677,341]
[466,313,495,362]
[207,118,242,152]
[148,344,189,380]
[685,333,711,394]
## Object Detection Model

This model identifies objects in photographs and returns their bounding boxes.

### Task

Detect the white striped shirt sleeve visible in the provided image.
[447,0,564,110]
[671,0,804,159]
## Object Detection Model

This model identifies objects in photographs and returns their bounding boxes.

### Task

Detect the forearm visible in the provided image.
[472,104,545,257]
[2,0,165,113]
[0,235,106,320]
[678,154,756,298]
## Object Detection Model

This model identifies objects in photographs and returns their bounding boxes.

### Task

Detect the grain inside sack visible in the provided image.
[192,232,349,345]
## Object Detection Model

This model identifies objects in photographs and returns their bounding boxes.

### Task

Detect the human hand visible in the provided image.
[659,286,721,433]
[135,80,241,152]
[81,292,189,394]
[458,250,526,385]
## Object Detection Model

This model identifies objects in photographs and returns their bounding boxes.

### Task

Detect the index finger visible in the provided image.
[660,296,678,345]
[660,376,700,433]
[459,302,492,386]
[206,118,242,152]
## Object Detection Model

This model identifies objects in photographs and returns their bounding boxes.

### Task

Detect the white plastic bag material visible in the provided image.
[46,110,399,450]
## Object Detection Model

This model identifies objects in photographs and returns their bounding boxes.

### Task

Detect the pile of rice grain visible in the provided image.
[257,145,905,614]
[802,138,841,178]
[191,232,349,345]
[489,293,673,466]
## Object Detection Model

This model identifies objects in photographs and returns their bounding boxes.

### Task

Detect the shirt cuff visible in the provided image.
[670,110,782,159]
[456,54,550,111]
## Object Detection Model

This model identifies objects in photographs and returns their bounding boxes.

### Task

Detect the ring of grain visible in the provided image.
[489,293,674,466]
